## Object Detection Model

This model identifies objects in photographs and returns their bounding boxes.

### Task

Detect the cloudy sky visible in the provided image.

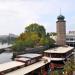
[0,0,75,35]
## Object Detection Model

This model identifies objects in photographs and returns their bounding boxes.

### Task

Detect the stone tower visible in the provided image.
[56,15,66,46]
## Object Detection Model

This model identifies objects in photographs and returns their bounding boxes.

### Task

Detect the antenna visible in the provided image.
[60,8,61,15]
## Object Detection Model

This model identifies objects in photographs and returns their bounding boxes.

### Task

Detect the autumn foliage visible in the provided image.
[13,23,55,52]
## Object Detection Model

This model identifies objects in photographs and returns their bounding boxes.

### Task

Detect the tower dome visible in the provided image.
[57,14,65,20]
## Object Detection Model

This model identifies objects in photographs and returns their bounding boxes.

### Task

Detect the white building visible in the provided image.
[66,31,75,47]
[50,31,75,47]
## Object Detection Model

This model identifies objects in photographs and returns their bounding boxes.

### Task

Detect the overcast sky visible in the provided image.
[0,0,75,35]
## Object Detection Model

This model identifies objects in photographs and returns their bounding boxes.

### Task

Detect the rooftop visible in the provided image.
[66,31,75,36]
[5,60,49,75]
[15,58,30,62]
[17,53,41,59]
[44,46,74,54]
[0,61,25,72]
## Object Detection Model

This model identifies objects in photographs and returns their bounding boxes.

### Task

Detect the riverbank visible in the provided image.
[0,49,5,54]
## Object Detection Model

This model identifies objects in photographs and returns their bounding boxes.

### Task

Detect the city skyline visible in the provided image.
[0,0,75,35]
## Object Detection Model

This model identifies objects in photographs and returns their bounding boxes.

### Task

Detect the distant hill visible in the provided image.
[0,34,18,44]
[0,34,17,38]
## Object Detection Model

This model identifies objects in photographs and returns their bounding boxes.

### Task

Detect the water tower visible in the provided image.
[56,14,66,46]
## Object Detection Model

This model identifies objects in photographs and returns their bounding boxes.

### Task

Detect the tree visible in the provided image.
[25,23,46,37]
[49,38,55,46]
[12,40,25,52]
[49,32,57,36]
[63,58,75,75]
[18,32,40,46]
[46,32,55,47]
[39,37,49,46]
[13,23,55,52]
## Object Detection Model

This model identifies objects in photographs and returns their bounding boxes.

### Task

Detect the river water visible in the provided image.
[0,52,12,64]
[0,43,13,64]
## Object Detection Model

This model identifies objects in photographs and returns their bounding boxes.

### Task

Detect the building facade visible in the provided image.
[66,31,75,47]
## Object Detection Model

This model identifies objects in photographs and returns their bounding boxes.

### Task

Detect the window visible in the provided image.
[70,38,73,41]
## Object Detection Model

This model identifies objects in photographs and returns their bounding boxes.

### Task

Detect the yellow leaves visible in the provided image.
[16,32,40,47]
[13,23,56,52]
[31,32,40,42]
